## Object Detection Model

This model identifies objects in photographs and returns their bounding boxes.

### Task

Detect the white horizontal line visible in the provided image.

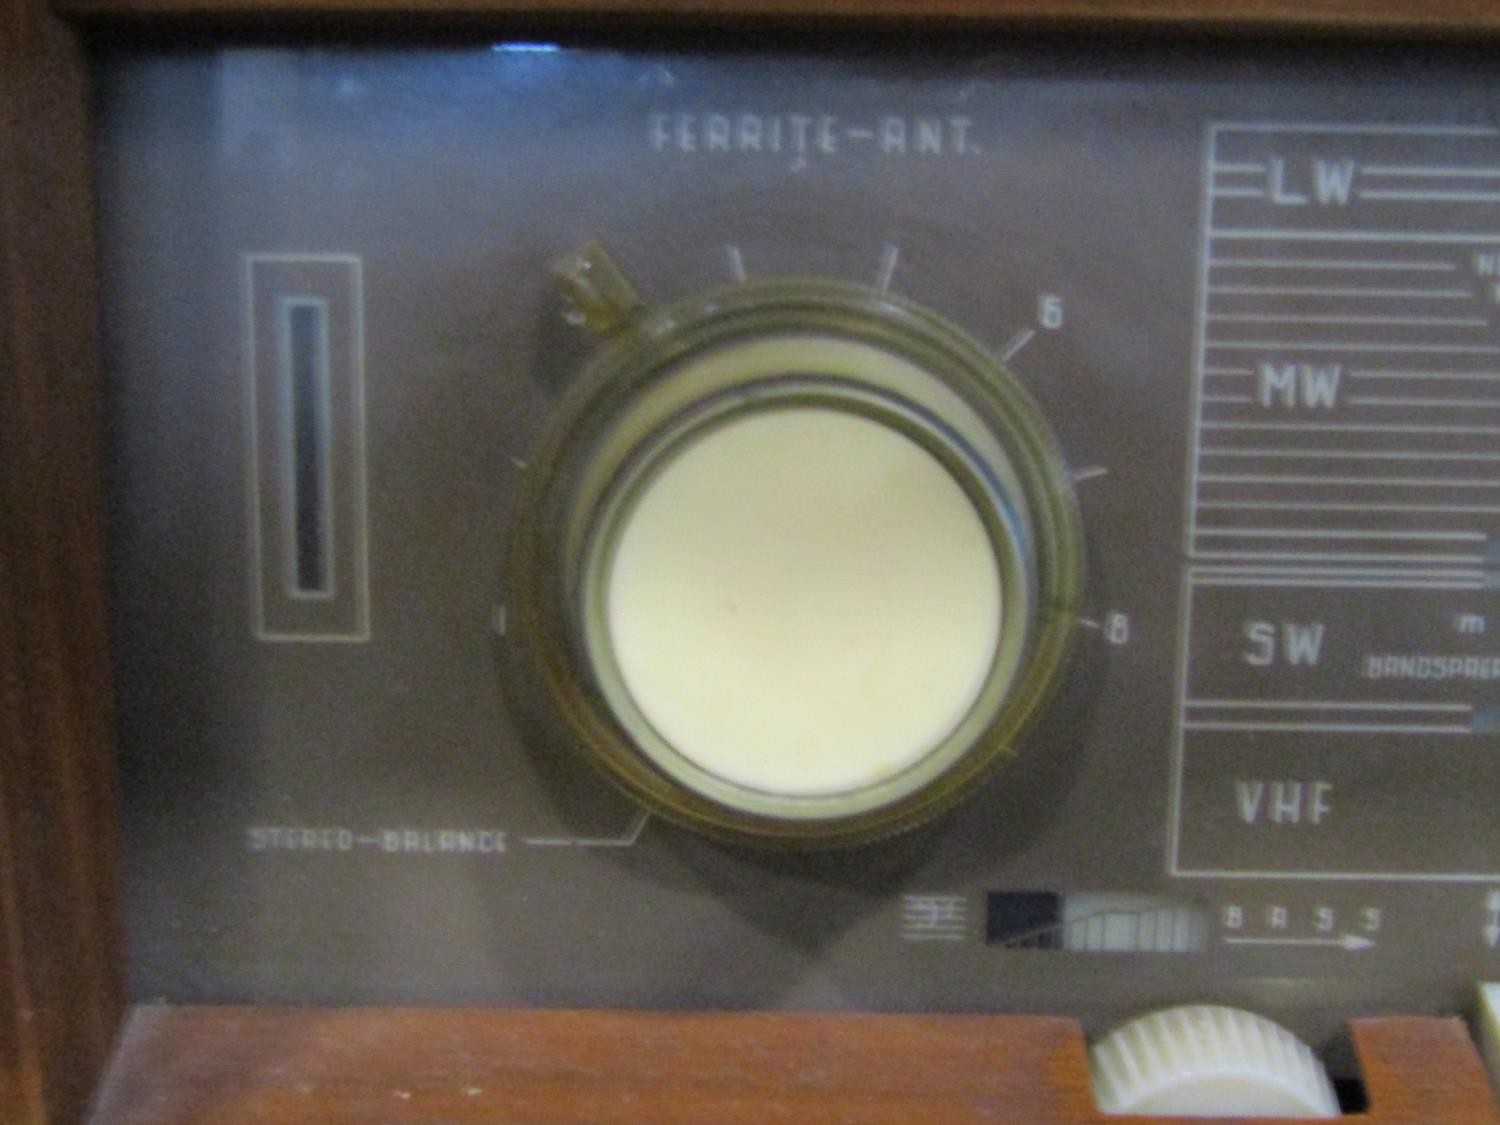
[1188,699,1473,712]
[1212,122,1498,136]
[1189,564,1484,578]
[1189,568,1486,583]
[1198,499,1500,513]
[1203,367,1254,376]
[1361,164,1500,178]
[1359,189,1500,203]
[1195,526,1486,539]
[242,252,363,263]
[1190,578,1483,589]
[1209,313,1487,327]
[1227,936,1373,952]
[1213,229,1500,244]
[1209,341,1500,354]
[1202,394,1254,403]
[1209,258,1458,271]
[1201,472,1500,487]
[1173,870,1500,883]
[1208,285,1473,299]
[1203,447,1500,462]
[1191,550,1486,563]
[1213,188,1267,199]
[1184,721,1473,733]
[1221,935,1367,950]
[524,811,648,849]
[1348,395,1500,408]
[1212,162,1269,174]
[1202,420,1500,434]
[1350,369,1500,381]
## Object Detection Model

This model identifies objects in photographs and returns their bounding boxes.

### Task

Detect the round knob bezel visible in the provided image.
[505,278,1083,847]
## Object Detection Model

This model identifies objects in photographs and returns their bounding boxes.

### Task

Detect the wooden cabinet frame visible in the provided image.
[4,2,1500,1120]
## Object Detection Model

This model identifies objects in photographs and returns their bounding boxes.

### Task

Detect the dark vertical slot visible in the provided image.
[286,301,332,596]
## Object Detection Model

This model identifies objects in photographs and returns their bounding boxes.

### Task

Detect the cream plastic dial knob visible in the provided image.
[1089,1005,1341,1118]
[506,243,1082,847]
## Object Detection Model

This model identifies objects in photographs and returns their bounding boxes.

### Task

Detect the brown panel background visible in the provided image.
[3,1,1500,1123]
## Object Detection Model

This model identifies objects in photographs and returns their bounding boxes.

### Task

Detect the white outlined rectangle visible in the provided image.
[1169,566,1499,883]
[245,254,370,643]
[1186,122,1500,567]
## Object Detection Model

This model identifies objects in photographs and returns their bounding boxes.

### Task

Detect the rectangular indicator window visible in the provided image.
[987,892,1207,954]
[246,254,369,642]
[985,891,1062,950]
[281,298,334,598]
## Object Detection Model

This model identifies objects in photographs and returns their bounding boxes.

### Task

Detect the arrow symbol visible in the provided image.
[1224,934,1375,952]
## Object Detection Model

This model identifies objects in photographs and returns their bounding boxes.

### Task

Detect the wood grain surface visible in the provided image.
[89,1007,1500,1123]
[46,0,1500,34]
[0,0,125,1120]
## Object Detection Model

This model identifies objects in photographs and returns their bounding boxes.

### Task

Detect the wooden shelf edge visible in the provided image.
[88,1006,1500,1123]
[47,0,1500,36]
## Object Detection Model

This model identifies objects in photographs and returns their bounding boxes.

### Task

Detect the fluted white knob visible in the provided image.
[1089,1005,1340,1118]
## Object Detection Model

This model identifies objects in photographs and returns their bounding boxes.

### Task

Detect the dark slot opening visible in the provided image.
[285,301,331,596]
[1333,1076,1369,1114]
[986,891,1063,949]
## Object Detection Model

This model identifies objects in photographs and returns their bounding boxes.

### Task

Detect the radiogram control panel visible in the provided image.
[97,39,1500,1078]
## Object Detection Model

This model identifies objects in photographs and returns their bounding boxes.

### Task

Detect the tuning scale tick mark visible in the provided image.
[876,244,900,292]
[998,328,1036,363]
[726,244,748,283]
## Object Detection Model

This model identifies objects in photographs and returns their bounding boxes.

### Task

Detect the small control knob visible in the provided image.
[1089,1005,1340,1118]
